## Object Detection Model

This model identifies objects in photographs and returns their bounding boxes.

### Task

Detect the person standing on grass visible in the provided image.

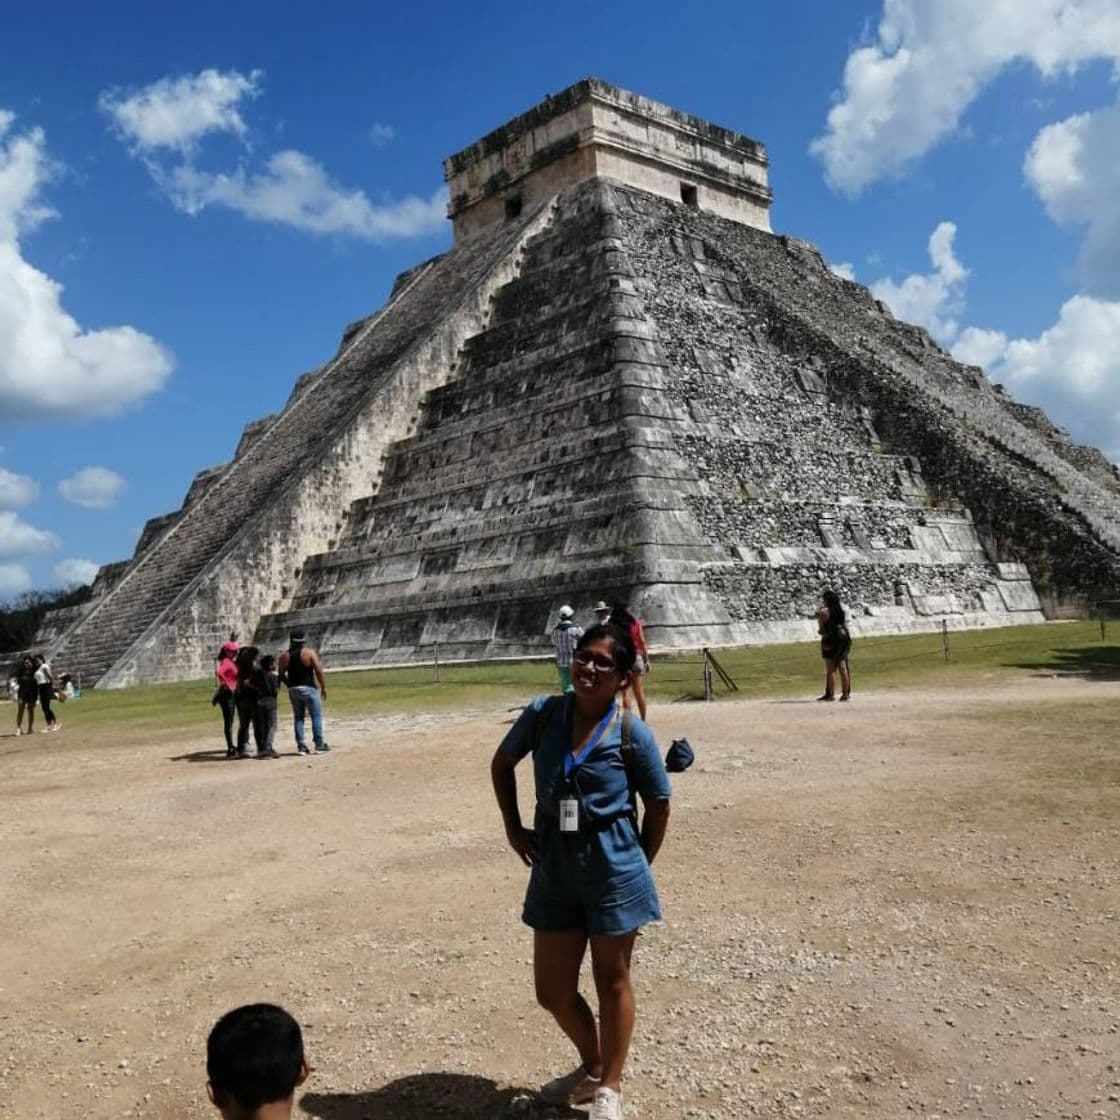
[278,628,329,755]
[214,643,240,757]
[32,655,60,733]
[816,588,852,702]
[15,655,37,735]
[609,603,651,722]
[550,605,583,693]
[491,623,671,1120]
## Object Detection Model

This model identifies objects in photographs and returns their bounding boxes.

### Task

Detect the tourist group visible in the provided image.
[213,627,329,759]
[8,653,67,736]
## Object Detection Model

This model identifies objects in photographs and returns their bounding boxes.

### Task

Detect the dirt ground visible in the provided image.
[1,677,1118,1119]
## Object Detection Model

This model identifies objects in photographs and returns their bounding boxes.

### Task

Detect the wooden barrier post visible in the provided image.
[703,648,714,702]
[941,619,950,663]
[434,640,441,684]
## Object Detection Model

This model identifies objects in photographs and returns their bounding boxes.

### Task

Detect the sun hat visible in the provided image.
[593,600,611,613]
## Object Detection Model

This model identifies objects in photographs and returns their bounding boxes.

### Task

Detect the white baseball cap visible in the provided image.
[558,605,574,619]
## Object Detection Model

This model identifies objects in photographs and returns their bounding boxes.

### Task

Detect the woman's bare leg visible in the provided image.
[534,930,601,1073]
[590,931,638,1091]
[630,674,647,721]
[839,658,851,697]
[823,661,837,699]
[25,701,35,732]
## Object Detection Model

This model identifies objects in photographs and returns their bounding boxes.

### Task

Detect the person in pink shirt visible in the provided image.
[213,640,240,757]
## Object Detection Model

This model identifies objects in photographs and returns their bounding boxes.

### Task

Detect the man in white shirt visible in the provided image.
[550,606,583,693]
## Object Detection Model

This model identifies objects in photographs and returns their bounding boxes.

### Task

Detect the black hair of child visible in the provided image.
[259,654,277,672]
[207,1003,304,1110]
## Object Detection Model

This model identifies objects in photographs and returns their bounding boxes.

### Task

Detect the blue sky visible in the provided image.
[2,0,1119,599]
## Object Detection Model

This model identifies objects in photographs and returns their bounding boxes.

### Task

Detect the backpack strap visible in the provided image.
[531,695,565,755]
[620,708,638,817]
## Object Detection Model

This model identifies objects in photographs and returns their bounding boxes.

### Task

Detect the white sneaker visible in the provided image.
[539,1063,601,1105]
[589,1086,624,1120]
[14,728,20,736]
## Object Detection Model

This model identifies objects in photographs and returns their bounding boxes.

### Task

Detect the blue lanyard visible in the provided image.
[563,704,616,779]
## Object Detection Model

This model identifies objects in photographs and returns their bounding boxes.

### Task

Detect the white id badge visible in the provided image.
[559,797,579,833]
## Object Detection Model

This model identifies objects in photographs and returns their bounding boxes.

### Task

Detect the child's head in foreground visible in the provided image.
[207,1004,307,1119]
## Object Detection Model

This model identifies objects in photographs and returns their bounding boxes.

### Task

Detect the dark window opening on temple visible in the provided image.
[680,183,698,207]
[504,194,523,220]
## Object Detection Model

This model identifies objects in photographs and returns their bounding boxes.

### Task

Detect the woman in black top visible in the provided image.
[233,646,260,758]
[15,656,37,735]
[816,589,852,701]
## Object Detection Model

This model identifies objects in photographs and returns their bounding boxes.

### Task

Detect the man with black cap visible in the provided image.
[277,628,329,755]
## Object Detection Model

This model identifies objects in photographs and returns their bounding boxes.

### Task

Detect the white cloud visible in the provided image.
[870,224,1120,459]
[0,112,174,420]
[104,69,447,242]
[0,563,31,598]
[829,260,856,281]
[1000,294,1120,400]
[952,326,1010,369]
[100,68,262,154]
[54,557,100,587]
[0,509,58,556]
[811,0,1120,194]
[368,123,395,146]
[1024,97,1120,295]
[871,221,967,341]
[58,466,126,509]
[162,154,448,240]
[951,295,1120,459]
[0,467,38,508]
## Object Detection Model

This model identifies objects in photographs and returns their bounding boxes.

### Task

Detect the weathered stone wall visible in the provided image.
[606,186,1118,618]
[445,78,771,243]
[52,199,559,687]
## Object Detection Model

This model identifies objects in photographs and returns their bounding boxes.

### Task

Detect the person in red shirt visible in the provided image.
[610,603,650,721]
[213,641,239,757]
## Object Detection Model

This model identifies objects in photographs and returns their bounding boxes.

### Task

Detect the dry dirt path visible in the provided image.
[1,678,1118,1119]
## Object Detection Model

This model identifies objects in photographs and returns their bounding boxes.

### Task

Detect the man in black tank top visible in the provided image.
[277,628,329,754]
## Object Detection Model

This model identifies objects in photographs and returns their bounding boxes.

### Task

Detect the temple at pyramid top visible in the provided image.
[443,78,773,242]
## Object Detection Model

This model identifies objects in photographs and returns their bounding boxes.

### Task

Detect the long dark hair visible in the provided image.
[609,601,637,630]
[235,645,260,684]
[822,589,846,627]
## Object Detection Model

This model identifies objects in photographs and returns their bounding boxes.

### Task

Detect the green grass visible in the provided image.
[662,618,1120,700]
[55,619,1120,732]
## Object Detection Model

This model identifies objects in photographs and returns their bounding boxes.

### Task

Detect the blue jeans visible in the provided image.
[288,686,324,750]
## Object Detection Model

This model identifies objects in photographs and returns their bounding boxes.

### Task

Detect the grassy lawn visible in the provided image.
[35,619,1120,733]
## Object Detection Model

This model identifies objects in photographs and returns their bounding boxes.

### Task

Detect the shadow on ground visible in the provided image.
[1014,645,1120,681]
[301,1073,580,1119]
[168,748,230,763]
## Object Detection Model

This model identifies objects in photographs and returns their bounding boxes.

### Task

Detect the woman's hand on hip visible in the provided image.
[505,825,537,866]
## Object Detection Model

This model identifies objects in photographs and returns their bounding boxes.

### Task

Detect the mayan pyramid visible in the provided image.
[42,79,1120,686]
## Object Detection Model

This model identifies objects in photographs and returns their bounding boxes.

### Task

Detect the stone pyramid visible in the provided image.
[44,80,1120,686]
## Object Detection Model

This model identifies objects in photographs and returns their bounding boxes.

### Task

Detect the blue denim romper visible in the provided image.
[499,695,671,935]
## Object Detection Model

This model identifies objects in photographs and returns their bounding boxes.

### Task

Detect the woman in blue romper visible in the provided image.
[491,623,671,1120]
